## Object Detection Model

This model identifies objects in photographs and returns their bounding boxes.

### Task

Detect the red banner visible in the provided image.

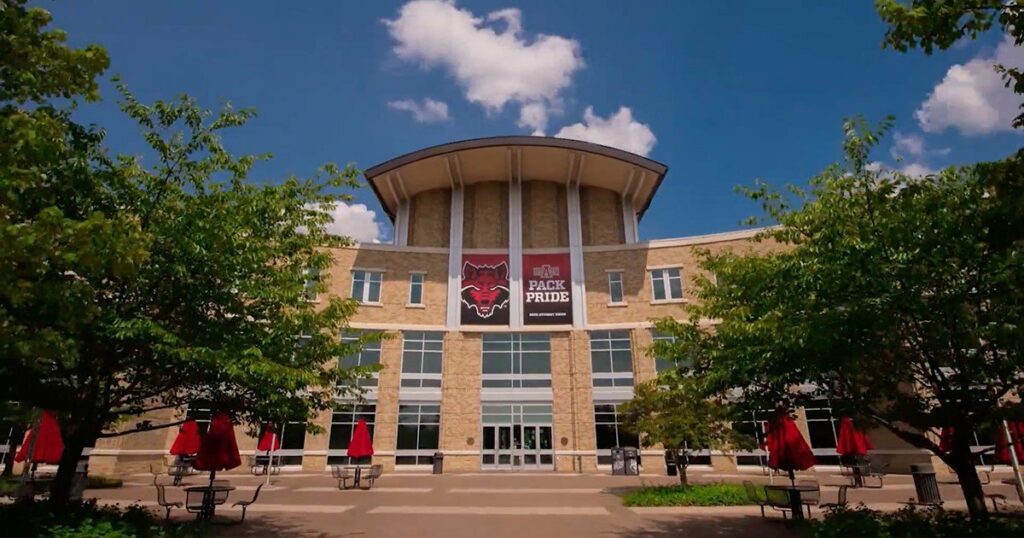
[523,253,573,325]
[460,254,510,325]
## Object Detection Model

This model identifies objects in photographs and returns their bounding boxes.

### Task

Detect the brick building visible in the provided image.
[87,136,944,476]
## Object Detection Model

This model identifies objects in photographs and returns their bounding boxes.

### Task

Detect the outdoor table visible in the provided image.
[345,466,364,488]
[764,484,818,521]
[184,484,236,521]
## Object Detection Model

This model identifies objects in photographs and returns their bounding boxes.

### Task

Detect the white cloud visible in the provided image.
[388,97,451,123]
[916,35,1024,135]
[383,0,583,134]
[554,106,657,156]
[891,131,925,158]
[899,162,936,178]
[319,203,384,243]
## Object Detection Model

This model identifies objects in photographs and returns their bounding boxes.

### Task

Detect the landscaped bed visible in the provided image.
[622,483,758,507]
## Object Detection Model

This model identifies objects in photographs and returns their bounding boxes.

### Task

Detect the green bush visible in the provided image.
[0,500,204,538]
[622,483,755,507]
[85,475,124,489]
[806,506,1024,538]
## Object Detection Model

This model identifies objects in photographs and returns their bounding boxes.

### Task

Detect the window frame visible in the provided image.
[648,267,683,303]
[606,270,625,306]
[395,403,442,465]
[303,267,320,302]
[407,271,425,307]
[589,330,634,388]
[339,331,382,388]
[327,403,376,465]
[593,402,641,465]
[400,331,444,389]
[481,333,552,389]
[650,330,680,374]
[350,269,384,305]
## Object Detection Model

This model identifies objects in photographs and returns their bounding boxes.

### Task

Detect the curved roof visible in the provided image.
[364,136,670,222]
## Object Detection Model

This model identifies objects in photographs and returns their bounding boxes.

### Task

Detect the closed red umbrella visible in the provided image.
[169,419,201,456]
[347,418,374,460]
[765,412,816,483]
[257,424,282,452]
[996,421,1024,464]
[836,417,874,457]
[14,410,64,465]
[939,426,955,453]
[193,413,241,475]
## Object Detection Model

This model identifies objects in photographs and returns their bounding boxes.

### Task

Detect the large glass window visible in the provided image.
[328,403,376,465]
[649,268,683,301]
[590,330,634,387]
[339,331,381,387]
[594,403,640,465]
[351,270,382,304]
[401,331,443,388]
[259,420,306,465]
[733,410,771,466]
[607,271,624,304]
[481,333,551,388]
[184,406,212,435]
[396,403,441,465]
[303,267,319,302]
[804,400,841,465]
[651,330,679,373]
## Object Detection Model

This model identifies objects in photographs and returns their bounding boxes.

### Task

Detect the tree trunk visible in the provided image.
[671,449,688,486]
[49,425,98,509]
[950,456,988,518]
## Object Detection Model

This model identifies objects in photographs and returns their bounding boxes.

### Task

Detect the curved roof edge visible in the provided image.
[364,136,670,222]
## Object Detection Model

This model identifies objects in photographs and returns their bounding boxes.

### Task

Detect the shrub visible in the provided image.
[806,506,1024,538]
[85,475,124,489]
[622,483,754,507]
[0,500,204,538]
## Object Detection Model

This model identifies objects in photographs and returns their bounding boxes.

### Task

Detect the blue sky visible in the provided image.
[44,1,1021,241]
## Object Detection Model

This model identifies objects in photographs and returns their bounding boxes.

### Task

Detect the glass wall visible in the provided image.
[396,403,441,465]
[593,403,640,465]
[589,330,634,387]
[481,403,554,468]
[481,333,551,388]
[401,331,444,388]
[328,403,376,465]
[340,330,381,387]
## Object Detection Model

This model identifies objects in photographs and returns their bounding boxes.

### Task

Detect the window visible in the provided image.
[351,270,382,304]
[396,404,441,465]
[327,403,376,465]
[804,399,841,465]
[408,273,424,306]
[259,420,306,465]
[649,268,682,302]
[651,330,679,373]
[589,330,634,387]
[184,406,212,435]
[482,333,551,388]
[339,331,381,387]
[303,268,320,301]
[607,271,624,304]
[401,331,444,388]
[733,410,772,466]
[594,403,640,465]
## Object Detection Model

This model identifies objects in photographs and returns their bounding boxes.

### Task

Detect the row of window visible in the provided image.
[338,329,681,390]
[310,267,692,307]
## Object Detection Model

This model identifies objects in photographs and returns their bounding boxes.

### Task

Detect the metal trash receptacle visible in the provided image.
[910,463,941,504]
[624,447,640,476]
[665,449,678,476]
[432,452,444,474]
[611,447,626,475]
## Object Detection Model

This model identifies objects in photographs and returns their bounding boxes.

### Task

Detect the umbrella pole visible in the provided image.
[1002,421,1024,503]
[16,415,42,501]
[265,433,276,487]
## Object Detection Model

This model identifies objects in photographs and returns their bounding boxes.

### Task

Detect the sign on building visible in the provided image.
[460,254,511,325]
[523,253,572,325]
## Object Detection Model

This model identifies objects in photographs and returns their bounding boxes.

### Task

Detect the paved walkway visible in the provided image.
[84,469,1022,538]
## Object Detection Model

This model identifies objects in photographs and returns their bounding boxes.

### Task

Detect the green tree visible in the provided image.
[659,118,1024,517]
[0,1,375,507]
[619,374,746,486]
[876,0,1024,127]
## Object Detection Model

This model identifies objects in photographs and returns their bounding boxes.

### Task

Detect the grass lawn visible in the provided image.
[621,483,758,507]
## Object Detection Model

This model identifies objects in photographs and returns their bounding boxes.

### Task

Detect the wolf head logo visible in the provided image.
[461,261,510,318]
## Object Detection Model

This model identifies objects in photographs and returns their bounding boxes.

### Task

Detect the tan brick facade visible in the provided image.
[81,139,932,478]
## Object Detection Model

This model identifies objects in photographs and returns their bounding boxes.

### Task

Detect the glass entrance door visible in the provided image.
[481,404,554,470]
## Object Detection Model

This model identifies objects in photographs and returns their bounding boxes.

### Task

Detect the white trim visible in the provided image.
[509,156,524,329]
[395,201,410,247]
[522,247,570,255]
[352,267,388,273]
[462,248,509,254]
[650,299,686,305]
[591,387,635,400]
[622,196,638,244]
[349,322,446,331]
[566,155,587,328]
[459,324,574,333]
[480,389,553,402]
[607,302,628,308]
[446,186,464,329]
[399,388,443,401]
[583,227,770,252]
[405,304,426,309]
[645,264,683,271]
[357,302,383,308]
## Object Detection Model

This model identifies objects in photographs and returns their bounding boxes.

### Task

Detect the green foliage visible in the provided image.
[806,506,1024,538]
[0,501,204,538]
[876,0,1024,128]
[84,476,123,489]
[0,0,375,505]
[621,483,755,507]
[619,375,748,485]
[658,118,1024,515]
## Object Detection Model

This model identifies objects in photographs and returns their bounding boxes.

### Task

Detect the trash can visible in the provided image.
[610,447,626,475]
[432,452,444,474]
[910,463,941,504]
[665,449,678,476]
[623,447,640,476]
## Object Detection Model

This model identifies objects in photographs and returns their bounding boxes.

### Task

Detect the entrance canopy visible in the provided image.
[364,136,669,223]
